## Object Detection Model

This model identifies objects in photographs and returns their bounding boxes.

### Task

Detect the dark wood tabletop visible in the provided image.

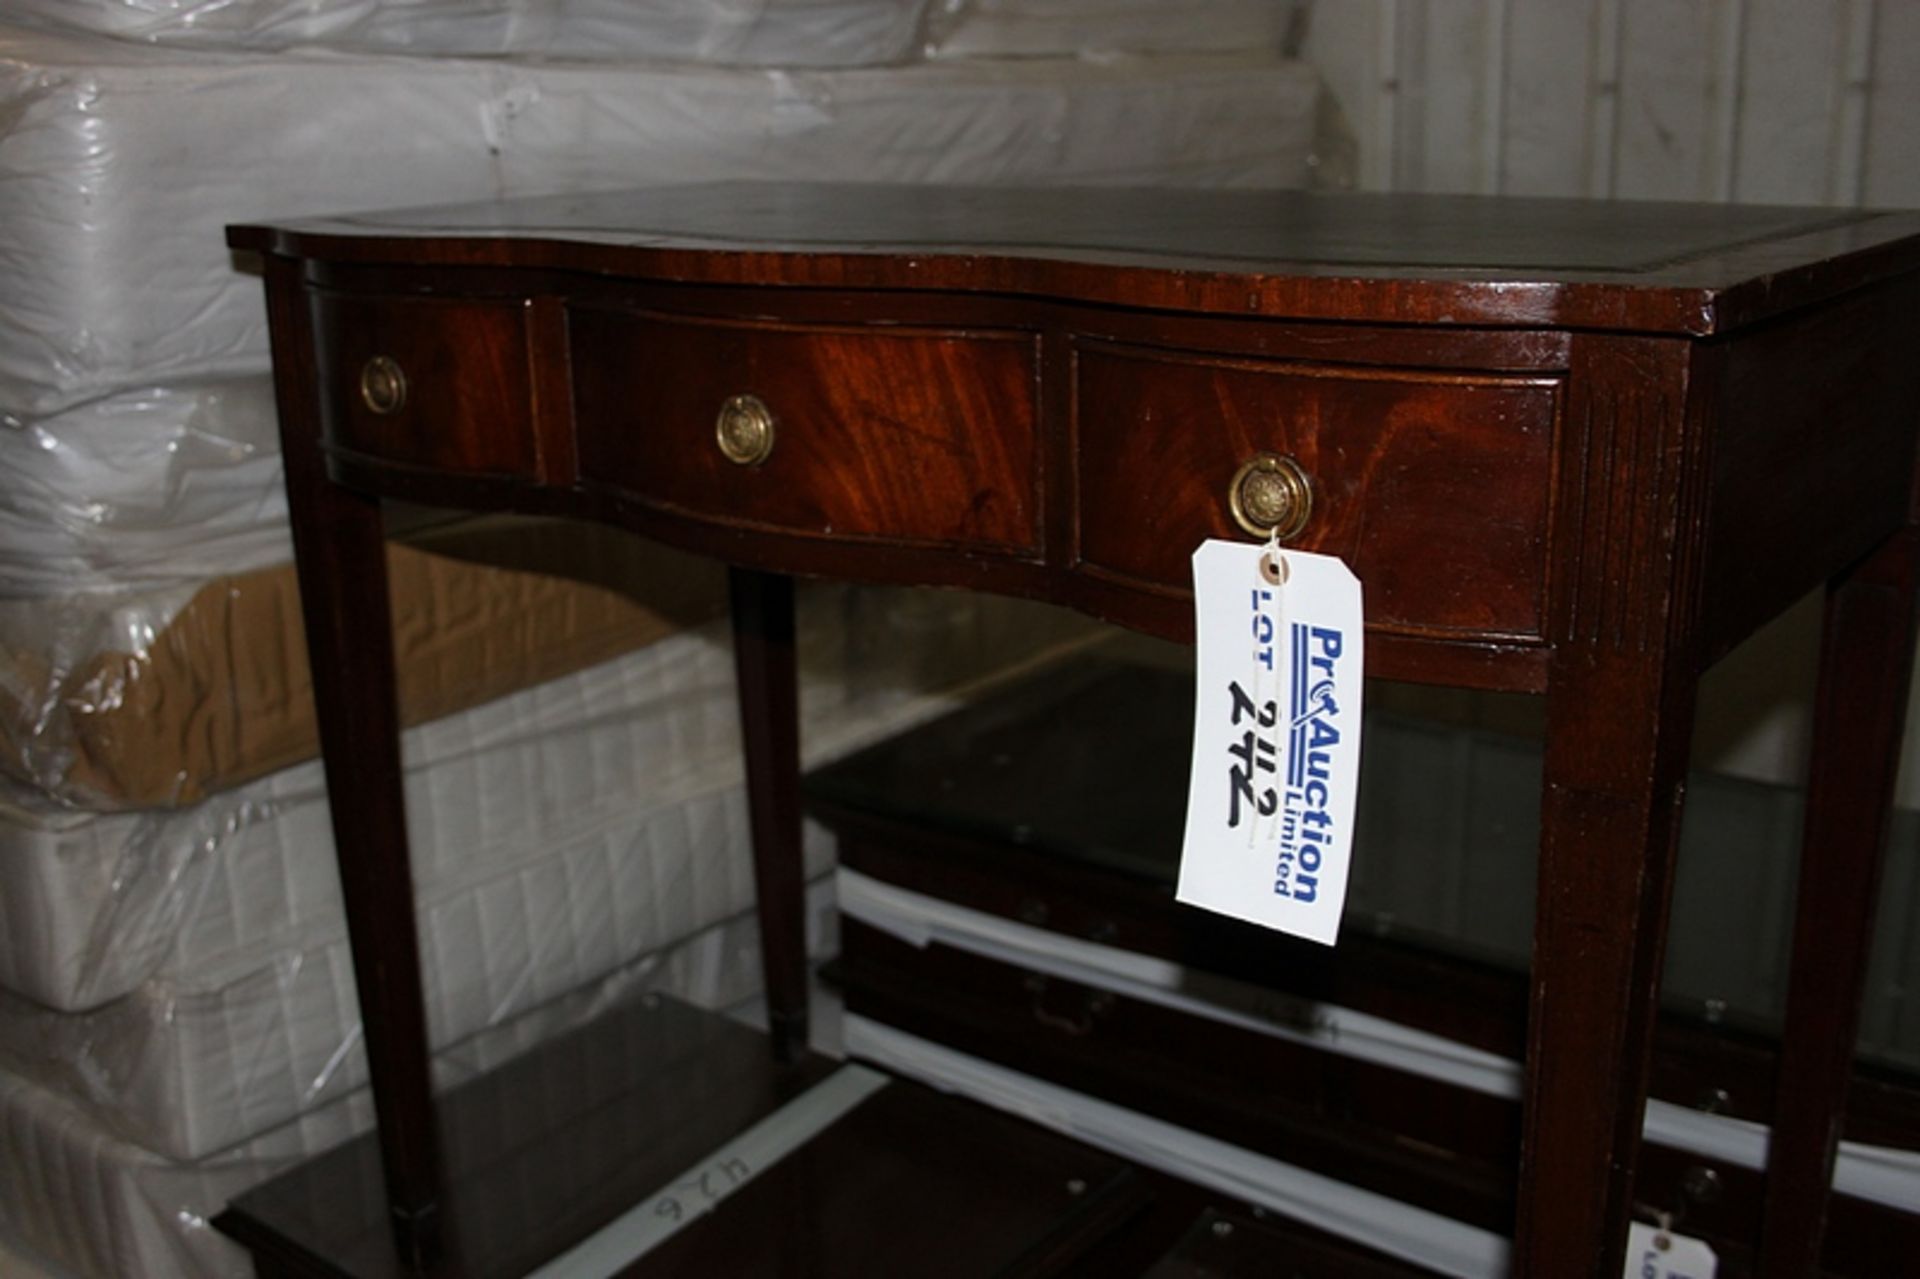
[233,182,1920,334]
[222,184,1920,1279]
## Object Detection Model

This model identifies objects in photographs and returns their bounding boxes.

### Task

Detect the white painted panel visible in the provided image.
[1302,0,1398,190]
[1827,0,1878,205]
[1611,0,1728,200]
[1388,0,1434,190]
[1732,0,1849,204]
[1300,0,1920,802]
[1864,0,1920,205]
[1500,0,1605,197]
[1401,0,1509,194]
[1296,0,1920,1087]
[1307,0,1910,210]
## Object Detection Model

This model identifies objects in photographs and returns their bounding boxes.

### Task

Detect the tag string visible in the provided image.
[1252,533,1285,850]
[1260,526,1287,586]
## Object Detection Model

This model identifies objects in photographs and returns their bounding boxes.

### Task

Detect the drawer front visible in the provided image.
[312,293,537,476]
[1075,343,1559,640]
[839,918,1517,1231]
[571,309,1040,552]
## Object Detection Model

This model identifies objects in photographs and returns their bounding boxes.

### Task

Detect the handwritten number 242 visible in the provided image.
[1227,680,1278,827]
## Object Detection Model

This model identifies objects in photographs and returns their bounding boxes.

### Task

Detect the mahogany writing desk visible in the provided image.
[225,186,1920,1276]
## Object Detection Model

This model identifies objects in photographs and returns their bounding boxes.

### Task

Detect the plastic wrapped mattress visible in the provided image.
[8,0,1304,64]
[0,541,716,1011]
[3,0,932,64]
[0,513,729,819]
[0,22,1323,422]
[0,378,288,599]
[925,0,1307,59]
[0,878,837,1279]
[0,18,1330,1275]
[0,584,1103,1157]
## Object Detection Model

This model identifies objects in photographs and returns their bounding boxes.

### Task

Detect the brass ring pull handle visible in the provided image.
[716,394,776,466]
[358,356,408,416]
[1228,452,1313,541]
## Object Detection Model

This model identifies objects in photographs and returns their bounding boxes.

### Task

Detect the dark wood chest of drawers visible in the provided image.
[811,658,1920,1275]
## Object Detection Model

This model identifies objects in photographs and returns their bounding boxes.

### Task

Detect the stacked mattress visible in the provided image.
[0,3,1330,1275]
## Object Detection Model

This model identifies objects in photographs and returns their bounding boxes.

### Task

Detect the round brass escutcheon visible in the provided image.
[716,394,776,466]
[358,356,408,416]
[1228,452,1314,540]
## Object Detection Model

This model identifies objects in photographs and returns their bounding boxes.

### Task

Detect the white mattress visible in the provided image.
[0,21,1323,422]
[926,0,1306,59]
[4,0,931,65]
[0,378,288,600]
[0,586,1101,1157]
[0,882,837,1279]
[0,1064,379,1279]
[0,577,1095,1013]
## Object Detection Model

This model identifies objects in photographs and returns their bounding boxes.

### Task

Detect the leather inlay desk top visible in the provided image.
[222,184,1920,1278]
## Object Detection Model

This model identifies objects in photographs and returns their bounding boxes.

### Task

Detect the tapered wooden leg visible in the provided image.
[265,258,443,1268]
[1516,333,1704,1276]
[728,567,810,1061]
[1759,526,1920,1277]
[1517,649,1697,1278]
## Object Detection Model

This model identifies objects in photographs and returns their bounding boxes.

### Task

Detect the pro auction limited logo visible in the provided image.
[1275,622,1346,903]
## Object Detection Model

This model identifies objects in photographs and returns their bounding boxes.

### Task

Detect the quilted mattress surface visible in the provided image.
[0,879,835,1279]
[3,0,932,64]
[0,377,288,600]
[0,582,1101,1157]
[0,22,1322,422]
[0,514,724,818]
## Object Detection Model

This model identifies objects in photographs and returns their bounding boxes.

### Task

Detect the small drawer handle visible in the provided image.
[359,356,408,416]
[1228,452,1313,540]
[716,394,776,466]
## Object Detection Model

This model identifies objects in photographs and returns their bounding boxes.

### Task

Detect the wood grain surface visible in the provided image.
[226,185,1920,1278]
[231,183,1920,335]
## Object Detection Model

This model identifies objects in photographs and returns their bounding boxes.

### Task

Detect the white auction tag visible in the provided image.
[1623,1222,1718,1279]
[1176,539,1363,946]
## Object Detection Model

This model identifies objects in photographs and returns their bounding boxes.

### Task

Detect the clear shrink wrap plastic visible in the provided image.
[0,23,1327,424]
[0,588,1105,1277]
[0,6,1343,1275]
[0,379,288,599]
[0,18,1329,812]
[1,0,1302,63]
[0,876,838,1279]
[924,0,1310,59]
[2,0,934,64]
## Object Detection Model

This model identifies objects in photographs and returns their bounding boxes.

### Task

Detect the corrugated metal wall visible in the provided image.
[1305,0,1920,803]
[1299,1,1920,1059]
[1306,0,1916,206]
